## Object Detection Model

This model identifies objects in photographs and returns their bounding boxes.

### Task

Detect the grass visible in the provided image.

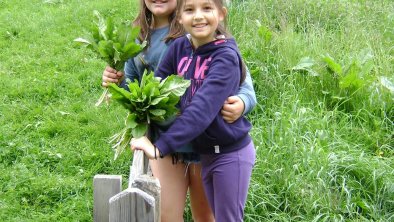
[1,0,393,221]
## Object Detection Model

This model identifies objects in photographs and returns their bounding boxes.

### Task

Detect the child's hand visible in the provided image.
[221,96,245,123]
[102,66,124,87]
[130,136,159,159]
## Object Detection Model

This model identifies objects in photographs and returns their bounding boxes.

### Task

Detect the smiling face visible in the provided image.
[144,0,177,27]
[178,0,226,47]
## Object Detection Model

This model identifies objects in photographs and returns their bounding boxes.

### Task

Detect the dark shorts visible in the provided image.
[171,152,200,164]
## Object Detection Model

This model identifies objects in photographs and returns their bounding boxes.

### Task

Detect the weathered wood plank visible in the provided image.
[93,175,122,222]
[133,175,161,221]
[109,188,156,222]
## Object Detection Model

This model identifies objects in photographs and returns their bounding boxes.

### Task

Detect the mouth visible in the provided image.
[152,0,168,4]
[193,23,207,28]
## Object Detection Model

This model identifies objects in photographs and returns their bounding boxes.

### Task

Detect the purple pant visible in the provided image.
[200,141,256,222]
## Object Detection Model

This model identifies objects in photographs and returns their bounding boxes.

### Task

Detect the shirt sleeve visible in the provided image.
[236,66,257,114]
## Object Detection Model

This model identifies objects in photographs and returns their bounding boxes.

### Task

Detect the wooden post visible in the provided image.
[133,175,161,220]
[109,187,156,222]
[93,175,122,222]
[108,150,161,222]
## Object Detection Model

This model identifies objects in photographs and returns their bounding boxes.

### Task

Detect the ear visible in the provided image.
[219,7,228,22]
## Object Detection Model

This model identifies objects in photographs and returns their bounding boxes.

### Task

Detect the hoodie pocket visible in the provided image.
[192,117,237,151]
[193,130,218,150]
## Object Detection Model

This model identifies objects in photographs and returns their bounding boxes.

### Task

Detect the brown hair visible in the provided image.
[168,0,246,83]
[132,0,180,44]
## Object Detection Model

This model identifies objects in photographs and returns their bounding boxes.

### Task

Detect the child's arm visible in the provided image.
[130,137,158,159]
[221,67,256,123]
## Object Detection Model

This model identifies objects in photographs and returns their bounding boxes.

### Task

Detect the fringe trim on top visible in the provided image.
[171,152,200,165]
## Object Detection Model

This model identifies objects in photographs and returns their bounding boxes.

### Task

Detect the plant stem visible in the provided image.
[95,88,109,106]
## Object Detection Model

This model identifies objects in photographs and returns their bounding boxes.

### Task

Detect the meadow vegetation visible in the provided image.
[0,0,393,221]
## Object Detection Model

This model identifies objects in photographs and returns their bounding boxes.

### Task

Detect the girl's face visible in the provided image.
[178,0,226,47]
[145,0,177,25]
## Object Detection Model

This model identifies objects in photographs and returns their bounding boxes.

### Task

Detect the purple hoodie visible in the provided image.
[154,35,252,155]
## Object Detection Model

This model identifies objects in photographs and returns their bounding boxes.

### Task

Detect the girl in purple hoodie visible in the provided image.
[131,0,256,221]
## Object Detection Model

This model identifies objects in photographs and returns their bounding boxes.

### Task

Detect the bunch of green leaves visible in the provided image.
[108,72,190,159]
[74,10,146,106]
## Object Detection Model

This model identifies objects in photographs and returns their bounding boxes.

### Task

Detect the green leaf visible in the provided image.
[339,62,364,89]
[159,75,191,96]
[140,71,156,88]
[93,10,108,40]
[129,83,141,102]
[132,123,148,138]
[104,17,114,40]
[291,57,319,76]
[129,26,141,43]
[143,82,160,101]
[155,94,179,108]
[257,25,272,43]
[149,109,166,116]
[167,94,181,106]
[292,57,314,71]
[97,40,114,59]
[164,106,179,118]
[108,83,132,109]
[117,25,140,47]
[126,113,138,129]
[150,115,165,122]
[73,37,91,45]
[322,55,343,75]
[113,42,122,52]
[150,96,167,105]
[122,43,144,61]
[91,25,101,42]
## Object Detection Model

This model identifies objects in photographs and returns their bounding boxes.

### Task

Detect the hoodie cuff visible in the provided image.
[154,139,172,157]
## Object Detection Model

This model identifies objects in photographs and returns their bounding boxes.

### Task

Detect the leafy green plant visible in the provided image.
[108,72,190,159]
[74,10,145,106]
[322,51,376,111]
[323,56,369,91]
[291,57,319,76]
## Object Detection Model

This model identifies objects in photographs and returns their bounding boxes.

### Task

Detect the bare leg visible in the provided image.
[150,155,189,222]
[188,163,215,222]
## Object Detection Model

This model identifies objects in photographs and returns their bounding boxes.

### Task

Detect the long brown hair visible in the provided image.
[168,0,246,84]
[132,0,180,44]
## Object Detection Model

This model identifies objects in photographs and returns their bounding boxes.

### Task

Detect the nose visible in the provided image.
[193,9,203,20]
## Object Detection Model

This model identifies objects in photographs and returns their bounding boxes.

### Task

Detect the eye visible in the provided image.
[184,7,193,12]
[203,6,213,11]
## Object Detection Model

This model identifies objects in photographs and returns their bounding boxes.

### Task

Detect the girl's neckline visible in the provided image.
[186,34,227,50]
[152,25,169,32]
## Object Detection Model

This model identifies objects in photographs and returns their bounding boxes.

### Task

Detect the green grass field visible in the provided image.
[1,0,393,221]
